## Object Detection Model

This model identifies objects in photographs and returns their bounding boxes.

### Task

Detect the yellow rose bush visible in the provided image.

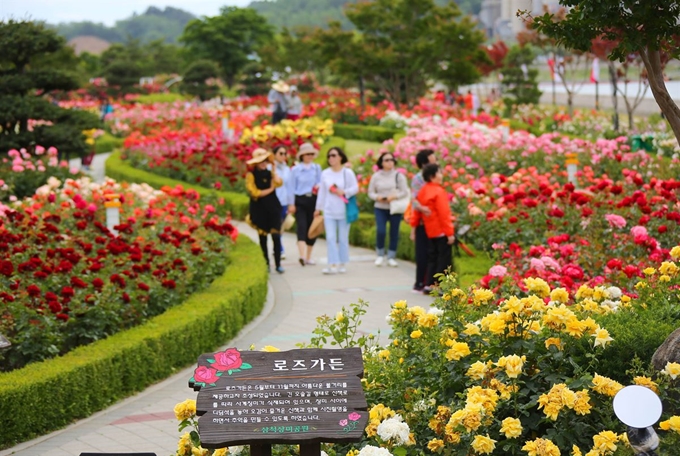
[337,272,680,456]
[240,117,334,148]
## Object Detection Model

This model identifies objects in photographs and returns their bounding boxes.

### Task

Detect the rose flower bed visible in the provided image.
[0,176,238,371]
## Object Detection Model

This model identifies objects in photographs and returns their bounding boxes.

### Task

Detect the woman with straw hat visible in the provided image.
[287,142,322,266]
[268,81,289,125]
[246,148,285,273]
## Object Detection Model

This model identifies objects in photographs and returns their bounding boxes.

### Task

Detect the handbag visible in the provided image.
[308,215,325,239]
[343,169,359,223]
[389,173,410,215]
[346,196,359,223]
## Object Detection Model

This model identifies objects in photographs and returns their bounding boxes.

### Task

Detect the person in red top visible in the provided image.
[410,164,454,292]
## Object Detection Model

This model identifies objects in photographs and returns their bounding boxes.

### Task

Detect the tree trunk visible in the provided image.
[358,75,365,112]
[640,47,680,146]
[608,62,619,131]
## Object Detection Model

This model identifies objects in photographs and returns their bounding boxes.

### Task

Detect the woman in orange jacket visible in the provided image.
[410,164,454,292]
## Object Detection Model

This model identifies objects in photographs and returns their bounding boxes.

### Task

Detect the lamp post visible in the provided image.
[500,119,510,143]
[565,152,579,186]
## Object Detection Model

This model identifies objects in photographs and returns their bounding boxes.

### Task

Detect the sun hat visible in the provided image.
[246,148,272,165]
[296,142,318,160]
[272,81,290,92]
[290,85,298,92]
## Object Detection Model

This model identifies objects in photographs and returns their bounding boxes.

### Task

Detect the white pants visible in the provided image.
[324,217,350,265]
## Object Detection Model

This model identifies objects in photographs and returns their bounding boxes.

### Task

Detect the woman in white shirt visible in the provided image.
[273,145,292,259]
[314,147,358,275]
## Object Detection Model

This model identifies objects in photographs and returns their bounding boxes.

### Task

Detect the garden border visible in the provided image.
[0,235,268,449]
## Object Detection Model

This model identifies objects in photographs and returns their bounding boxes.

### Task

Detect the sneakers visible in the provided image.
[387,258,399,267]
[305,259,316,266]
[322,267,338,275]
[276,266,285,274]
[338,266,347,274]
[374,256,385,267]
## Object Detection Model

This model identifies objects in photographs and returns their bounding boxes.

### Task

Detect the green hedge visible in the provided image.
[106,150,250,219]
[0,236,267,449]
[95,132,125,154]
[334,123,403,143]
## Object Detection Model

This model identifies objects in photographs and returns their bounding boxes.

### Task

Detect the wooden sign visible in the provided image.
[189,347,368,449]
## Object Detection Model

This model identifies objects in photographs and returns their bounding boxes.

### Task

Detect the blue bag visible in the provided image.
[346,195,359,223]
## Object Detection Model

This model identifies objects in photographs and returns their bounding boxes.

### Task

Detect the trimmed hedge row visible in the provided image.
[95,132,125,154]
[333,123,403,143]
[0,236,267,449]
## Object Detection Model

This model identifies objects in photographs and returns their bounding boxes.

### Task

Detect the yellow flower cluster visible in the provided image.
[521,438,561,456]
[590,374,624,397]
[660,415,680,433]
[240,117,334,146]
[174,399,197,421]
[537,384,592,420]
[428,405,451,435]
[633,376,659,393]
[524,277,551,298]
[366,404,396,437]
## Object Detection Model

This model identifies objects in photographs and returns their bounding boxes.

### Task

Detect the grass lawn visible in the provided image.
[345,139,382,161]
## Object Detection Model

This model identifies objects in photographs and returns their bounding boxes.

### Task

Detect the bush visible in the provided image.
[333,123,403,143]
[135,93,188,104]
[0,235,267,449]
[94,131,124,154]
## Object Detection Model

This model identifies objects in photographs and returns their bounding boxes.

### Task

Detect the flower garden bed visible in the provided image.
[0,232,267,449]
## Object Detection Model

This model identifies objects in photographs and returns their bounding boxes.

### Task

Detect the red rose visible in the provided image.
[606,259,623,270]
[212,348,243,371]
[71,277,88,289]
[61,286,75,298]
[0,260,13,277]
[138,282,150,291]
[92,278,104,289]
[162,279,176,289]
[193,366,220,384]
[56,313,69,321]
[27,284,41,297]
[122,292,130,303]
[658,225,668,234]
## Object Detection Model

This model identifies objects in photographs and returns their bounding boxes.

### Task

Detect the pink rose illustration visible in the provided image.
[212,348,243,371]
[348,412,361,421]
[194,366,220,384]
[339,419,348,426]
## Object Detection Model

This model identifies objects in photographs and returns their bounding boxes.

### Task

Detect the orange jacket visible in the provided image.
[410,182,454,238]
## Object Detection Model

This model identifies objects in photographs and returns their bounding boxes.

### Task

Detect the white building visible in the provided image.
[479,0,561,40]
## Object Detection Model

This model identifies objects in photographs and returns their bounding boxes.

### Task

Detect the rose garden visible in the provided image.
[3,3,680,456]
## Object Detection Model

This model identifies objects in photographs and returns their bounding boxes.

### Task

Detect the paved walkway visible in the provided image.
[3,209,433,455]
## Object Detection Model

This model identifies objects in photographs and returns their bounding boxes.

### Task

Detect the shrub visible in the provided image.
[333,124,403,143]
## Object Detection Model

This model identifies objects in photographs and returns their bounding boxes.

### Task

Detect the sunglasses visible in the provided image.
[277,151,287,155]
[328,154,339,158]
[383,158,395,162]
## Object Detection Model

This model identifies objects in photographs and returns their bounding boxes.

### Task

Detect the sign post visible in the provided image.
[189,347,368,454]
[565,153,579,186]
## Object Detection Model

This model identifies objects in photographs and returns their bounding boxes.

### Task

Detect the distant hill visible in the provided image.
[248,0,483,29]
[52,6,195,43]
[68,36,111,55]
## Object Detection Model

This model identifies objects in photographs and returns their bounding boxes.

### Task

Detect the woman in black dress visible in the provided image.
[245,148,284,273]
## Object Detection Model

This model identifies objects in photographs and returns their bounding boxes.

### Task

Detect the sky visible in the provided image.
[1,0,252,25]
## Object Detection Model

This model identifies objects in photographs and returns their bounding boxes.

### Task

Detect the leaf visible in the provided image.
[189,376,195,383]
[228,369,233,375]
[393,447,407,456]
[216,372,223,376]
[190,430,201,447]
[207,358,215,363]
[241,362,252,369]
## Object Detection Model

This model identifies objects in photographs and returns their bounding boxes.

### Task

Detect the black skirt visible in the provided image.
[247,168,282,235]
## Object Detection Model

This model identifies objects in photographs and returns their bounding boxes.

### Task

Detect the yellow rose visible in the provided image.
[670,245,680,259]
[471,434,496,454]
[473,288,495,305]
[550,287,569,303]
[213,449,228,456]
[174,399,197,421]
[592,430,618,453]
[500,417,523,438]
[663,362,680,379]
[411,329,423,339]
[378,349,390,360]
[633,376,659,393]
[261,345,280,352]
[572,445,582,456]
[463,323,481,336]
[545,337,563,350]
[593,326,613,348]
[496,354,524,378]
[445,342,471,361]
[521,438,561,456]
[524,277,551,297]
[427,438,444,453]
[659,415,680,432]
[466,361,489,380]
[336,312,345,322]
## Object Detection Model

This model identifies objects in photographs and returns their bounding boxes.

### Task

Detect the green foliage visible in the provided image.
[102,59,143,95]
[501,45,542,111]
[333,123,403,142]
[181,60,221,101]
[52,6,195,44]
[180,7,274,88]
[241,61,272,97]
[0,20,99,158]
[134,92,188,104]
[94,132,124,153]
[299,300,376,349]
[312,0,487,107]
[0,235,268,449]
[97,39,185,80]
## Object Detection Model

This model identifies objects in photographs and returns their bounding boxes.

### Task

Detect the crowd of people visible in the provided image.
[267,81,303,124]
[245,83,456,294]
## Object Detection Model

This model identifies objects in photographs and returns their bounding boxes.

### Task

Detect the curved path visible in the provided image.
[1,158,434,456]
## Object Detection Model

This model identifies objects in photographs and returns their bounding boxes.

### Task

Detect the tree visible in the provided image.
[501,45,542,112]
[312,0,487,108]
[528,1,680,145]
[0,20,99,158]
[181,60,221,101]
[103,59,143,96]
[180,7,274,88]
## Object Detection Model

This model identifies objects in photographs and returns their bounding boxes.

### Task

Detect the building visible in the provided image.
[479,0,561,40]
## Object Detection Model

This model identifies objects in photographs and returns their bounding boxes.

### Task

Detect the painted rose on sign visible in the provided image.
[190,348,252,387]
[339,412,362,433]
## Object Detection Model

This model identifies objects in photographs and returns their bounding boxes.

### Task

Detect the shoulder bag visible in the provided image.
[344,169,359,223]
[389,172,410,215]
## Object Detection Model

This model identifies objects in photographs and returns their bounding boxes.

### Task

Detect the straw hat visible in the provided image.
[272,81,290,92]
[296,142,318,160]
[246,148,272,165]
[308,215,324,239]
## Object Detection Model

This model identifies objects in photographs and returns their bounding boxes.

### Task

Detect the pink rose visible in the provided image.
[339,419,348,426]
[212,348,242,371]
[348,412,361,421]
[488,265,507,277]
[605,214,626,229]
[194,366,219,384]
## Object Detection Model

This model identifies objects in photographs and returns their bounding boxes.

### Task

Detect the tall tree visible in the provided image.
[501,45,542,112]
[527,1,680,145]
[313,0,487,107]
[0,20,98,158]
[180,7,273,88]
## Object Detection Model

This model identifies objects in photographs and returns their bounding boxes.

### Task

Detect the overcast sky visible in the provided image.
[1,1,252,25]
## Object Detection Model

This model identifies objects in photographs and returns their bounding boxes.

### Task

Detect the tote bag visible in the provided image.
[343,168,359,223]
[389,173,410,215]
